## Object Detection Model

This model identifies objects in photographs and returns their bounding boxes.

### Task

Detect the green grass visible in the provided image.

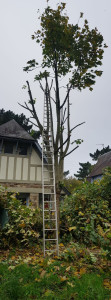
[0,263,110,300]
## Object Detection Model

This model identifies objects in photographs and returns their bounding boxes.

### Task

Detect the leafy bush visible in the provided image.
[63,177,82,193]
[0,187,42,248]
[60,168,111,247]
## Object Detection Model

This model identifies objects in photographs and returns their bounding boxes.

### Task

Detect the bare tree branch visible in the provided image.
[28,120,39,128]
[60,84,72,109]
[26,81,43,133]
[63,107,66,123]
[50,96,56,104]
[54,134,71,154]
[18,103,33,115]
[70,121,85,133]
[39,81,44,92]
[61,88,71,158]
[63,146,79,158]
[50,79,53,91]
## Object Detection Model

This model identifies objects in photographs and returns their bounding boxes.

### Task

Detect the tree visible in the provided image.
[63,176,82,193]
[63,170,70,178]
[0,109,40,139]
[90,146,111,161]
[21,2,106,190]
[74,161,92,180]
[60,168,111,245]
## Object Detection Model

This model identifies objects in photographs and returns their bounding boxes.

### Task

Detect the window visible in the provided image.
[4,142,13,154]
[17,193,29,206]
[19,145,27,155]
[0,206,8,228]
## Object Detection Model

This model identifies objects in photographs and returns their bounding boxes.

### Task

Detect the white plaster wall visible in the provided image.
[22,158,28,180]
[7,157,14,180]
[36,167,42,181]
[0,156,7,179]
[30,149,42,165]
[0,146,50,183]
[15,157,22,180]
[30,166,36,181]
[44,167,50,181]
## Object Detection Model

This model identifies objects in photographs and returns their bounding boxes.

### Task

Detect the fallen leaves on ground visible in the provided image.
[0,243,110,281]
[103,279,111,290]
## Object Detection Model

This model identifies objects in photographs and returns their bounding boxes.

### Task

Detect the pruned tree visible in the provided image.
[20,2,106,192]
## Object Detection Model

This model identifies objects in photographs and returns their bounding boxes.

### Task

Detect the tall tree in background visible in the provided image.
[0,109,40,139]
[74,161,92,180]
[90,146,111,161]
[0,109,32,132]
[21,2,106,189]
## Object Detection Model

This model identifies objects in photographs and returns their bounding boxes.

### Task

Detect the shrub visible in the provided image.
[0,187,42,249]
[63,177,82,193]
[60,169,111,247]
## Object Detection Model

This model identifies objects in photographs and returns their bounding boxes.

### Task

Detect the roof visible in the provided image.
[0,119,34,141]
[89,151,111,177]
[0,119,43,158]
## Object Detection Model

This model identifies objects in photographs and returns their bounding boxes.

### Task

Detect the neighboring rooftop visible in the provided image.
[89,151,111,177]
[0,119,34,141]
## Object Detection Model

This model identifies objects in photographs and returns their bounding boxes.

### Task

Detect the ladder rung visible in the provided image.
[44,219,56,221]
[44,229,56,231]
[45,239,57,241]
[43,151,53,153]
[44,209,56,212]
[44,185,54,186]
[44,193,55,195]
[45,249,57,252]
[44,201,55,203]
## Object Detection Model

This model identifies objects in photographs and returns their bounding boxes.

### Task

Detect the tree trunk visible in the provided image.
[55,156,64,232]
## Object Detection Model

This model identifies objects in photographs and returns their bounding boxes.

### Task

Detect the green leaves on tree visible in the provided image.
[24,2,107,91]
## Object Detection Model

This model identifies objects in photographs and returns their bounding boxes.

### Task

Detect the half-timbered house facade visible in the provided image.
[0,119,50,207]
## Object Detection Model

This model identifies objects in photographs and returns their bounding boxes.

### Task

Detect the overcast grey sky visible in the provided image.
[0,0,111,175]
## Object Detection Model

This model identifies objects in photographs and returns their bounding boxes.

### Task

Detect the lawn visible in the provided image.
[0,243,110,299]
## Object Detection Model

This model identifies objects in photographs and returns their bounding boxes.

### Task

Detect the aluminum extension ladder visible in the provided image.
[42,89,59,257]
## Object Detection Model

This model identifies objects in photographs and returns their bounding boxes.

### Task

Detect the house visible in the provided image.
[0,119,50,208]
[88,151,111,182]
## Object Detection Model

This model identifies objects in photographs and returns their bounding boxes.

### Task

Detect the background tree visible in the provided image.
[63,176,82,193]
[21,2,106,190]
[63,170,70,178]
[89,146,111,161]
[74,162,92,180]
[0,109,40,139]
